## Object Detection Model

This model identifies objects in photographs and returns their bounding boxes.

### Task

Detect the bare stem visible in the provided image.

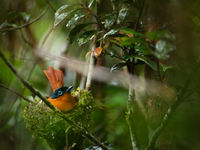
[0,51,108,150]
[0,83,32,103]
[86,36,96,90]
[134,0,146,31]
[126,86,139,150]
[156,59,162,81]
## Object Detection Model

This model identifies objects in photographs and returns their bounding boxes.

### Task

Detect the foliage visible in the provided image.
[1,0,200,150]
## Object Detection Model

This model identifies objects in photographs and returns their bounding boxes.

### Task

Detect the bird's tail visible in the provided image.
[43,66,64,91]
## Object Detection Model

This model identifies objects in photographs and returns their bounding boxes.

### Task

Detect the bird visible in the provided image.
[43,66,77,112]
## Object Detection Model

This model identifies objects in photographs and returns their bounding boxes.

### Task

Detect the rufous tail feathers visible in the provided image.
[43,66,64,91]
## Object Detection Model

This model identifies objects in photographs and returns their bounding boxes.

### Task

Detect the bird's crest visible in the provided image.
[43,66,64,91]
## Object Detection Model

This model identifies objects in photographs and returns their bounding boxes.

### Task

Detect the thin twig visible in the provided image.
[0,51,108,150]
[156,59,162,82]
[126,86,139,150]
[45,0,56,12]
[39,25,54,48]
[134,0,146,31]
[0,83,32,103]
[0,9,47,33]
[20,29,33,48]
[146,73,194,150]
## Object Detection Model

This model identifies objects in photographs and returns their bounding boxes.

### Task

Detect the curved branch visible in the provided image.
[0,9,47,33]
[147,75,193,150]
[0,50,108,150]
[0,83,32,103]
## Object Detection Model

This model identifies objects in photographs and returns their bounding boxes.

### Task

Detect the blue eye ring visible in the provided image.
[58,90,63,96]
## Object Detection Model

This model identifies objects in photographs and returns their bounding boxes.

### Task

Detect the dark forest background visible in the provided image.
[0,0,200,150]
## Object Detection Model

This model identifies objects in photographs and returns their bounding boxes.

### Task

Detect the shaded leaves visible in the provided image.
[77,30,97,46]
[69,23,93,43]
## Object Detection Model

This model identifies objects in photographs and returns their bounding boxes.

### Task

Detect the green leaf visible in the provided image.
[77,30,97,46]
[160,64,173,73]
[88,0,96,8]
[135,42,152,55]
[55,5,71,18]
[119,28,145,37]
[103,29,118,39]
[20,12,30,22]
[110,63,127,72]
[69,23,94,43]
[104,13,115,29]
[117,7,129,24]
[54,10,75,27]
[134,55,157,71]
[114,37,146,47]
[103,28,145,39]
[147,30,175,41]
[66,12,87,28]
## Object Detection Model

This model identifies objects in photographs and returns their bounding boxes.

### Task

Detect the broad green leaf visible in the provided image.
[135,43,152,55]
[134,55,157,71]
[69,23,94,43]
[103,29,118,39]
[55,5,71,18]
[77,30,97,46]
[110,63,127,72]
[113,37,146,47]
[117,7,129,24]
[88,0,96,8]
[147,30,175,41]
[103,28,145,39]
[66,12,87,28]
[119,28,145,37]
[54,10,75,27]
[104,13,115,29]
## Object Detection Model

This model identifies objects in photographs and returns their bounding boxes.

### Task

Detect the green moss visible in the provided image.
[23,89,94,150]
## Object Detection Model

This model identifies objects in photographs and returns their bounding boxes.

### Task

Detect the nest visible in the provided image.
[23,89,94,150]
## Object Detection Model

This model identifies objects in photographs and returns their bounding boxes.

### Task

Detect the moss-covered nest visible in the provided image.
[23,89,94,150]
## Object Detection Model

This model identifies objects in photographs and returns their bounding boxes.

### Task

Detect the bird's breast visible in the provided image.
[48,93,77,112]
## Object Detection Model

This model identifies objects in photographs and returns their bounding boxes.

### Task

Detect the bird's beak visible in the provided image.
[65,86,73,93]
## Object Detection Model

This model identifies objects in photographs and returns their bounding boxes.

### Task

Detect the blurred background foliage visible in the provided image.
[0,0,200,150]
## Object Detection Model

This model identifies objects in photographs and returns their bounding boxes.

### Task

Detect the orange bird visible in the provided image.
[44,66,77,112]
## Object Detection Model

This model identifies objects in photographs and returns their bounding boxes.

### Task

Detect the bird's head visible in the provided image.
[51,86,73,99]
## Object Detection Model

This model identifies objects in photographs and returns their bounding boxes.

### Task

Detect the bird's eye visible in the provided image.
[58,91,63,96]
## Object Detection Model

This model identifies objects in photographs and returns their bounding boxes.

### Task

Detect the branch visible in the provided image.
[0,9,47,33]
[44,0,56,12]
[156,59,162,82]
[146,76,192,150]
[0,51,108,150]
[135,0,146,31]
[0,83,33,103]
[126,86,139,150]
[86,35,96,90]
